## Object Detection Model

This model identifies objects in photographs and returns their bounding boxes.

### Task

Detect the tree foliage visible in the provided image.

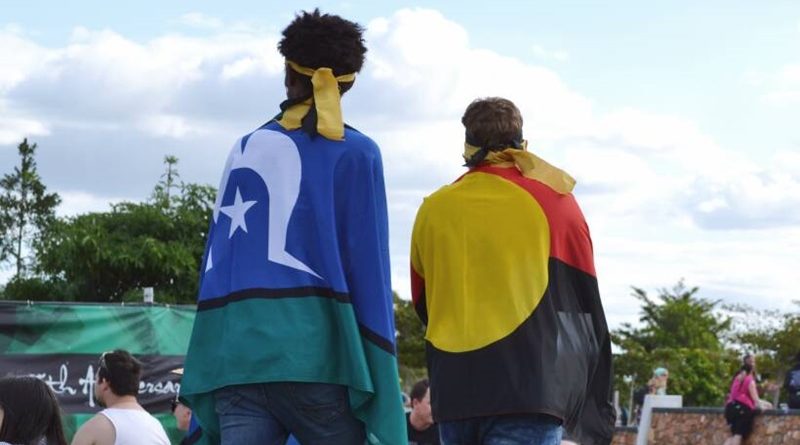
[6,157,215,303]
[0,139,61,278]
[614,281,731,353]
[394,292,426,370]
[612,281,738,407]
[729,303,800,400]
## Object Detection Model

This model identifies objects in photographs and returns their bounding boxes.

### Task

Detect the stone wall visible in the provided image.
[648,407,800,445]
[611,426,637,445]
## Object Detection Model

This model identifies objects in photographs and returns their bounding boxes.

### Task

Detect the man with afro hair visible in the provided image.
[179,9,406,445]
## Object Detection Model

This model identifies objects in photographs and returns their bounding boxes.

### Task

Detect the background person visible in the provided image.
[170,368,192,434]
[406,379,439,445]
[723,363,762,445]
[410,97,614,445]
[652,367,669,395]
[0,376,68,445]
[172,397,192,433]
[71,350,170,445]
[785,351,800,409]
[738,355,774,410]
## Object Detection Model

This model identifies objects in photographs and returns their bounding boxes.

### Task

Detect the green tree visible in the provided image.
[0,139,61,278]
[612,281,737,406]
[154,155,180,207]
[614,281,731,353]
[394,293,426,369]
[394,293,428,389]
[29,157,214,303]
[730,303,800,402]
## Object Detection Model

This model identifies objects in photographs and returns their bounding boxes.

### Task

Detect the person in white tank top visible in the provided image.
[71,350,170,445]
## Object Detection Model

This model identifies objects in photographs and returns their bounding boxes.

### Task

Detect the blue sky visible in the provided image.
[2,1,800,327]
[5,0,799,155]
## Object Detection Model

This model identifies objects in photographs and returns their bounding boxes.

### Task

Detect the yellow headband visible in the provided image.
[276,60,356,141]
[464,141,576,194]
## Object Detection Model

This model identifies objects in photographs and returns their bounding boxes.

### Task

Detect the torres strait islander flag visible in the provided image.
[410,165,615,445]
[179,121,406,445]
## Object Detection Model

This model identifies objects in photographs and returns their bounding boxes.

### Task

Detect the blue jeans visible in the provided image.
[439,414,563,445]
[214,382,365,445]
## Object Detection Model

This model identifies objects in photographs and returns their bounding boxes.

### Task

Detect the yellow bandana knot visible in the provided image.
[463,141,576,194]
[276,60,356,141]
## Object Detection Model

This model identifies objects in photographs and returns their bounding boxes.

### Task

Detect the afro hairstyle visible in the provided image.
[278,8,367,76]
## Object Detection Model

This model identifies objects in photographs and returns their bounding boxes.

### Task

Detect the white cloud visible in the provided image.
[179,12,224,30]
[57,190,123,216]
[684,166,800,230]
[137,114,209,139]
[762,90,800,105]
[532,44,569,62]
[758,63,800,106]
[779,64,800,83]
[1,9,799,328]
[0,26,54,92]
[0,112,48,145]
[5,26,283,134]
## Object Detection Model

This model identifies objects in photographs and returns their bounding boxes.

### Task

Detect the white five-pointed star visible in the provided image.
[219,187,257,238]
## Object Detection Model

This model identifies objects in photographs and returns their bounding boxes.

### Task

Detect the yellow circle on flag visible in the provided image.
[417,172,550,353]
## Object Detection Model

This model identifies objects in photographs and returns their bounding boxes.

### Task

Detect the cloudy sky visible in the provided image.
[2,1,800,328]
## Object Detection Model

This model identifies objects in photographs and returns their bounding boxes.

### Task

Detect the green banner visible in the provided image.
[0,301,197,444]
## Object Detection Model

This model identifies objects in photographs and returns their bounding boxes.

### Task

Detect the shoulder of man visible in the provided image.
[342,125,381,154]
[330,128,385,177]
[71,412,115,445]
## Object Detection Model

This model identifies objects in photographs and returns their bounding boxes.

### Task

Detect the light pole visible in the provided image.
[623,374,635,426]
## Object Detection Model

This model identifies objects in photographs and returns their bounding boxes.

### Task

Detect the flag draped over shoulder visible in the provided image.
[180,121,406,445]
[410,165,615,445]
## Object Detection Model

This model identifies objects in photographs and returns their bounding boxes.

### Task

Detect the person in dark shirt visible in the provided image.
[407,379,440,445]
[785,351,800,409]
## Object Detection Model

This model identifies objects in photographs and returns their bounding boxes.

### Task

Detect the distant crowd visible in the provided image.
[622,352,800,445]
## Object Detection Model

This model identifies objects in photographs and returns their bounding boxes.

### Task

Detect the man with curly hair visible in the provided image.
[179,9,406,445]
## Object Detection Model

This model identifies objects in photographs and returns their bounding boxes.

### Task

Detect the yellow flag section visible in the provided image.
[410,171,550,353]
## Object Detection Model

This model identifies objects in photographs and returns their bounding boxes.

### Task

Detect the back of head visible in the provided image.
[98,349,142,397]
[462,97,523,166]
[462,97,523,148]
[278,8,366,95]
[0,376,67,445]
[409,378,430,405]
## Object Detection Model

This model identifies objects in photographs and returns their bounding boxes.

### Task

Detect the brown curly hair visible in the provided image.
[462,97,523,150]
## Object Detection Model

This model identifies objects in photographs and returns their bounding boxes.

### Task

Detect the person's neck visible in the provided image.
[105,394,142,410]
[286,87,311,101]
[409,410,433,431]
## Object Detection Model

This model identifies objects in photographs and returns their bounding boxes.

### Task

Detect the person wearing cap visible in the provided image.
[652,367,669,395]
[179,8,405,445]
[410,97,614,445]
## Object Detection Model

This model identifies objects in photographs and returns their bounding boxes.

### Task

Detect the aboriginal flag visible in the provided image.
[410,165,614,445]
